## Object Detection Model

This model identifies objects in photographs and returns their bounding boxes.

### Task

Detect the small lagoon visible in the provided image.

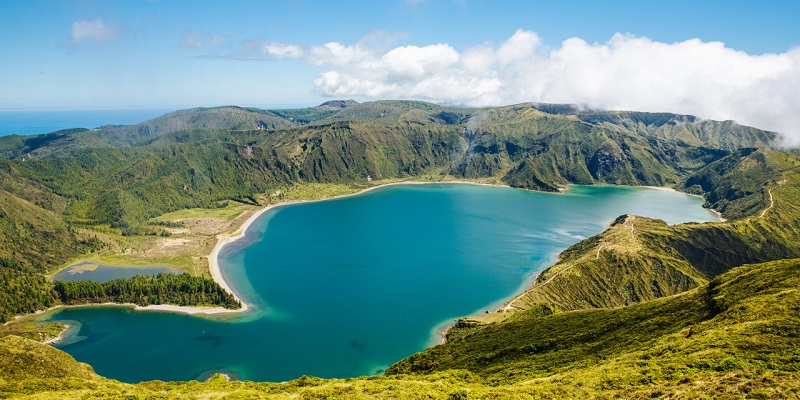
[52,262,179,283]
[42,184,720,382]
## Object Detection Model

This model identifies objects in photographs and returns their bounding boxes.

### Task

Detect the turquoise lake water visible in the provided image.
[42,184,720,383]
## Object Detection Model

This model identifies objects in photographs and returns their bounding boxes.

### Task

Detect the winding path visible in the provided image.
[760,187,776,218]
[758,178,785,218]
[501,245,607,312]
[596,244,606,259]
[501,220,636,312]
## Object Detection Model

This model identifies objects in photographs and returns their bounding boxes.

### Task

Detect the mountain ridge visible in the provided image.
[0,100,798,397]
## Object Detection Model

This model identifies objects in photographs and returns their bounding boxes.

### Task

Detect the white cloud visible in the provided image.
[310,40,501,105]
[303,30,800,147]
[262,42,305,59]
[70,18,120,44]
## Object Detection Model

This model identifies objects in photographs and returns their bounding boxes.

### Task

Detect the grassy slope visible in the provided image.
[2,102,766,233]
[1,258,797,398]
[499,149,800,312]
[0,189,90,273]
[387,258,800,398]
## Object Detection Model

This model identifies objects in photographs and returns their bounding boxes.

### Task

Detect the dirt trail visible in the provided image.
[758,178,785,218]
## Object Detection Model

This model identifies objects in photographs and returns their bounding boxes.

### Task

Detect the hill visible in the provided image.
[0,101,790,316]
[387,257,800,398]
[0,101,798,397]
[0,101,777,233]
[1,257,797,398]
[489,149,800,313]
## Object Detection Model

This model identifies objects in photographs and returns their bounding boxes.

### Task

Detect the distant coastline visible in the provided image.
[0,108,175,136]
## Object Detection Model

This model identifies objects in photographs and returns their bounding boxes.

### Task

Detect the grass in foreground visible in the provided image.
[1,258,798,398]
[387,258,800,398]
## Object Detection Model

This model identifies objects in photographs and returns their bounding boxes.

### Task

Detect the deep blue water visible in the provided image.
[42,184,720,383]
[0,109,174,136]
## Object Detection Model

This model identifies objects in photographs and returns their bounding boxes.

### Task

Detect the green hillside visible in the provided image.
[496,149,800,312]
[387,258,800,398]
[1,257,797,398]
[0,101,775,232]
[0,101,798,397]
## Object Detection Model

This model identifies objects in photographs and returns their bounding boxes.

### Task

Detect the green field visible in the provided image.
[153,204,250,221]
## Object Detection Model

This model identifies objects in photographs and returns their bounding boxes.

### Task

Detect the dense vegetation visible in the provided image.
[0,100,798,397]
[501,149,800,312]
[1,258,797,398]
[0,268,239,323]
[0,101,775,236]
[0,259,58,322]
[53,273,240,309]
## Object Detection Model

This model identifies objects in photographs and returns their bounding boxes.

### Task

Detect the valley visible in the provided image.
[0,100,798,398]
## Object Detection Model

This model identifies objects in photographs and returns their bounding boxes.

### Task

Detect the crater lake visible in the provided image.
[41,183,721,382]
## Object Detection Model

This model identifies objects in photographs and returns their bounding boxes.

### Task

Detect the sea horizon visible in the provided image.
[0,103,319,136]
[0,108,176,136]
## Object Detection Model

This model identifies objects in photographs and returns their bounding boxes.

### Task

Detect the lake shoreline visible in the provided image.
[204,179,513,314]
[17,179,509,326]
[42,323,72,345]
[30,180,725,351]
[29,180,725,381]
[205,180,726,346]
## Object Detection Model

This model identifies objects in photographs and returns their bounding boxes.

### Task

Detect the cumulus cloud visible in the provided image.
[70,18,120,44]
[311,39,502,104]
[303,29,800,147]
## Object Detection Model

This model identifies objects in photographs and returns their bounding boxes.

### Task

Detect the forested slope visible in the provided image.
[0,101,774,231]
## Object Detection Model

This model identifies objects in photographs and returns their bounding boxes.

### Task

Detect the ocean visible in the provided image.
[0,108,176,136]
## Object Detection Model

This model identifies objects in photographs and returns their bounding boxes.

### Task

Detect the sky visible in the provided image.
[2,0,800,144]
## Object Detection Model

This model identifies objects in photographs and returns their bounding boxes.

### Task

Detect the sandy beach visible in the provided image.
[42,323,72,345]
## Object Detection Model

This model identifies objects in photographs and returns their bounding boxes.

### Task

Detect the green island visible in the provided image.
[1,100,799,398]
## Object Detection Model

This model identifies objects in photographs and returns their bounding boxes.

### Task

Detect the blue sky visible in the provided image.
[1,1,800,143]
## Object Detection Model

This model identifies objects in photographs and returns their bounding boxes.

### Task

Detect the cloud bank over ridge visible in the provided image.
[284,30,800,146]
